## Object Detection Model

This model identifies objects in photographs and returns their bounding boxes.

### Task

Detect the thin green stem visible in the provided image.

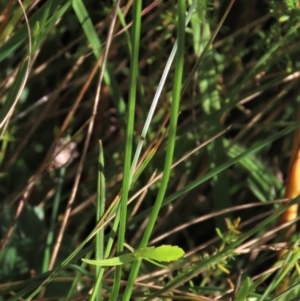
[122,0,186,299]
[89,141,105,301]
[109,0,142,300]
[42,167,65,272]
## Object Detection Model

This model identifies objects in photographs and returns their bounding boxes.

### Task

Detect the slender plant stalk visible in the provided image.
[130,0,199,177]
[108,0,142,300]
[122,0,186,299]
[42,167,66,272]
[89,141,106,301]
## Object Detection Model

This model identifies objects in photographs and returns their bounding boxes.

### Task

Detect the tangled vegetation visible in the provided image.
[1,0,300,300]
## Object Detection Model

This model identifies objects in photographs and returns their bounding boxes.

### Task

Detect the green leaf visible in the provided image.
[82,253,136,267]
[81,245,184,268]
[235,277,253,301]
[135,245,185,262]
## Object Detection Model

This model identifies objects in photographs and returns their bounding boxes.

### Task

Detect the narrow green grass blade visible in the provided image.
[72,0,101,57]
[89,141,106,301]
[109,0,142,300]
[42,167,66,272]
[122,0,186,299]
[72,0,126,124]
[65,271,84,301]
[130,0,198,177]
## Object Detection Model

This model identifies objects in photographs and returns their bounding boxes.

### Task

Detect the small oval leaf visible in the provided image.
[138,245,184,262]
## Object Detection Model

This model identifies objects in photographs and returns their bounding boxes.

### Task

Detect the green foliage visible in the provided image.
[82,245,184,267]
[1,0,300,300]
[134,245,185,262]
